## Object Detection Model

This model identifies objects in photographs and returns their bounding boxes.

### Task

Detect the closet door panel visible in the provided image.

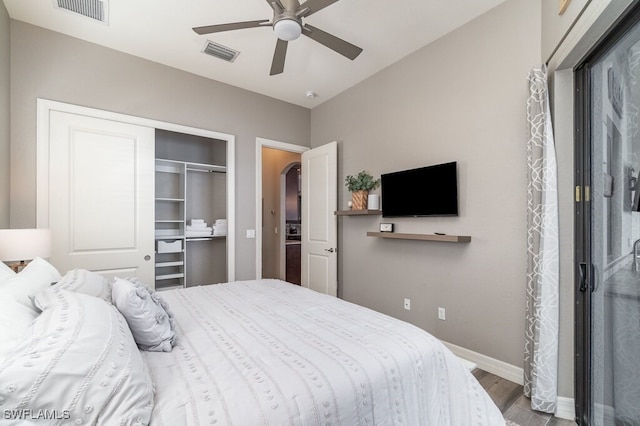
[48,111,155,282]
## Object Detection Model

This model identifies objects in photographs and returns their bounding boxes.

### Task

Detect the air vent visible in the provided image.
[202,41,240,63]
[55,0,108,23]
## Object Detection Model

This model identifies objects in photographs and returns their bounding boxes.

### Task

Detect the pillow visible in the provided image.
[0,260,16,282]
[0,288,154,425]
[112,277,177,352]
[52,268,112,303]
[0,257,61,311]
[0,298,38,363]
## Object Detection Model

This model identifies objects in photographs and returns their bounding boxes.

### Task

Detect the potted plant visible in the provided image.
[345,171,380,210]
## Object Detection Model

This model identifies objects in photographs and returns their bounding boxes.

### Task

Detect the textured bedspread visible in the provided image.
[144,280,504,425]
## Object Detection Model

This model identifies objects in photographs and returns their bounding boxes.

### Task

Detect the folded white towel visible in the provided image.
[189,223,208,229]
[191,219,205,224]
[187,225,212,231]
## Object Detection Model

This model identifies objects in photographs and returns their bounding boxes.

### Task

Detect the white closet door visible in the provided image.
[47,111,155,283]
[301,141,337,296]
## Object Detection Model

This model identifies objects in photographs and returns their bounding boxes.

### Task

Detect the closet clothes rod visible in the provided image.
[186,168,226,173]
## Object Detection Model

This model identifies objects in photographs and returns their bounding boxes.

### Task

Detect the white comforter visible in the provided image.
[144,280,504,425]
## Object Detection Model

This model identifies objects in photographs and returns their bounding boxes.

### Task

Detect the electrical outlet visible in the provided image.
[404,298,411,310]
[438,307,446,320]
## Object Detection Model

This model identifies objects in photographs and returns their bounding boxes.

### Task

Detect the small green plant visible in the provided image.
[345,171,380,192]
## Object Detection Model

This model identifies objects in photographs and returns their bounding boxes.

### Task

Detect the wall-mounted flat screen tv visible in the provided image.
[381,161,458,217]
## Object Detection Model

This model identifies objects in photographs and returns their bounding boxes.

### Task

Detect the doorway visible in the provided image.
[575,4,640,424]
[261,147,301,281]
[255,138,308,281]
[282,163,302,284]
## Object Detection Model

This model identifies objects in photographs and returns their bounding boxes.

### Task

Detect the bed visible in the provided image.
[0,260,505,425]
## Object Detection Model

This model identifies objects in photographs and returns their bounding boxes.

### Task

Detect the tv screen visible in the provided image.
[381,162,458,217]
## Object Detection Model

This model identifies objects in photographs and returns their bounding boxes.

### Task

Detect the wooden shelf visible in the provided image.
[366,232,471,243]
[335,209,382,216]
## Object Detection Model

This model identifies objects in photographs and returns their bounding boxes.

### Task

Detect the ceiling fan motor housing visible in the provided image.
[273,18,302,40]
[272,0,303,41]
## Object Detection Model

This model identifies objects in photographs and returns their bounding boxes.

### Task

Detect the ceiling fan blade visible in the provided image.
[270,39,288,76]
[265,0,285,14]
[297,0,339,17]
[193,19,270,35]
[302,24,362,60]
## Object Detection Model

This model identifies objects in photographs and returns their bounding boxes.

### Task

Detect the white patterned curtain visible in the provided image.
[524,65,560,414]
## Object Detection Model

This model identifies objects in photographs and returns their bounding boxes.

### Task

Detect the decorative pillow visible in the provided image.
[0,298,38,364]
[112,277,177,352]
[0,288,155,425]
[52,268,112,304]
[0,260,16,282]
[0,257,61,311]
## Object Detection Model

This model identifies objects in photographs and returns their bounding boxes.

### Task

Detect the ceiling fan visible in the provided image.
[193,0,363,76]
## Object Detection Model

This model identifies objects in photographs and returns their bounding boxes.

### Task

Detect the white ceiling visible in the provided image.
[3,0,508,108]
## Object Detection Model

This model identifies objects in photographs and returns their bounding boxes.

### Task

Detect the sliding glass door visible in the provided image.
[575,5,640,424]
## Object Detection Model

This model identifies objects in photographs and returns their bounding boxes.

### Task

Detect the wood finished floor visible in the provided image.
[473,369,576,426]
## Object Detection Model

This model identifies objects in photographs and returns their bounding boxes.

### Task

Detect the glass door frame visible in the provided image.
[574,3,640,424]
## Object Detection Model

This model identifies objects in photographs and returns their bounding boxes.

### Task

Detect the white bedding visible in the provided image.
[144,279,504,425]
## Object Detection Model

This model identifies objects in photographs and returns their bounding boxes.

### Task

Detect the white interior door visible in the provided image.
[301,141,337,296]
[46,111,155,283]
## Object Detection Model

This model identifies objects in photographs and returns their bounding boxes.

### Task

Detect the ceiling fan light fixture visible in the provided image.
[273,19,302,41]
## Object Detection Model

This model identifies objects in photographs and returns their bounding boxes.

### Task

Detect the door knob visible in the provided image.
[144,255,151,261]
[324,248,335,253]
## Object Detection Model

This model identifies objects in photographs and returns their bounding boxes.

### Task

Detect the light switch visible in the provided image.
[246,229,256,239]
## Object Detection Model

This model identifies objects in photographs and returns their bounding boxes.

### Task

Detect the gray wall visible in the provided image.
[311,0,548,389]
[0,2,9,228]
[9,21,311,280]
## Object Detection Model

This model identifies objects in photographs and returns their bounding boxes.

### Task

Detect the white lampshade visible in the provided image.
[0,228,52,262]
[273,19,302,41]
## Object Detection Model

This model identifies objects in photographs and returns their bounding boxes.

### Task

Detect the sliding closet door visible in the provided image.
[45,110,155,282]
[575,5,640,424]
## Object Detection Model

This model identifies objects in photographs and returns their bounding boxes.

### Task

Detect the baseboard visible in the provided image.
[443,341,576,421]
[443,341,524,385]
[555,396,576,420]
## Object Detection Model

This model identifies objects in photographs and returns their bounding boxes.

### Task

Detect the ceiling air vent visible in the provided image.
[55,0,108,23]
[202,41,240,63]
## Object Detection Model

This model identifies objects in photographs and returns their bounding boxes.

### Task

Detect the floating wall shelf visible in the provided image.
[366,232,471,243]
[335,210,382,216]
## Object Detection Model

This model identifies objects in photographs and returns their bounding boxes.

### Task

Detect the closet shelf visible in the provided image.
[366,232,471,243]
[335,209,382,216]
[156,261,184,268]
[186,236,227,241]
[155,283,184,291]
[156,273,185,280]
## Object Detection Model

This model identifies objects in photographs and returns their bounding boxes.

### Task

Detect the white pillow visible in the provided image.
[52,268,112,303]
[0,298,38,364]
[0,257,61,311]
[112,277,177,352]
[0,261,16,282]
[0,288,155,424]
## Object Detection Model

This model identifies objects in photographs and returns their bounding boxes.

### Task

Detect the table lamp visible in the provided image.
[0,228,52,272]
